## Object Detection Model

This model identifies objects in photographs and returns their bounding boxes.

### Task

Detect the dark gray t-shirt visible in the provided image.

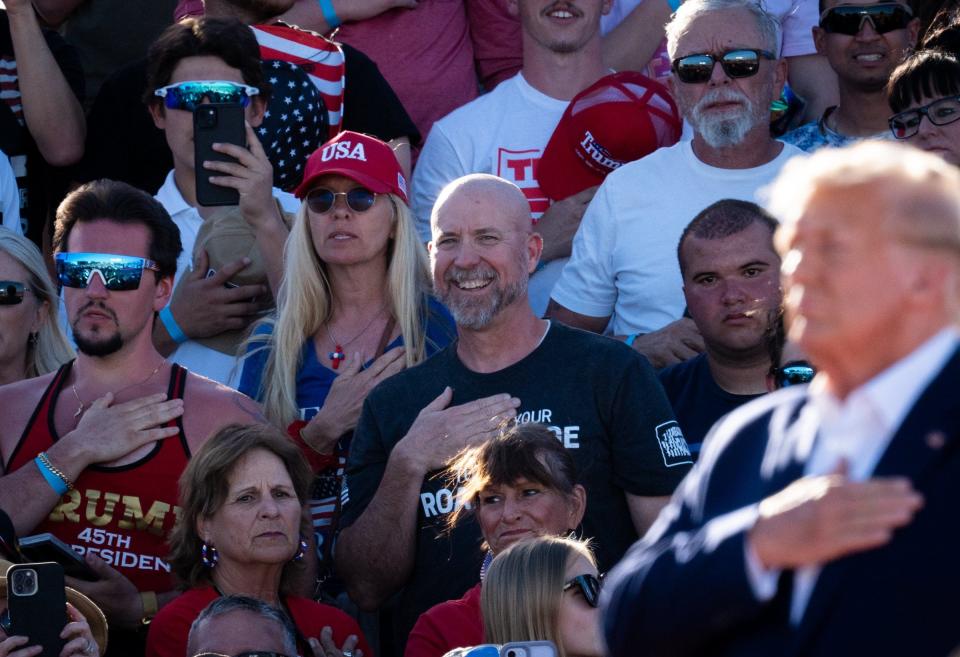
[339,322,692,653]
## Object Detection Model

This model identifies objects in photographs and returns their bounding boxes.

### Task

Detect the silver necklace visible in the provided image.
[71,359,167,418]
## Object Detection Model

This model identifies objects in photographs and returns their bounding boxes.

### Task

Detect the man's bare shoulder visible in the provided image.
[0,373,56,451]
[181,372,268,451]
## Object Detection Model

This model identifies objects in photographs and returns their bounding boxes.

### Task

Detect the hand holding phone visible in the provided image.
[194,103,246,207]
[5,563,68,657]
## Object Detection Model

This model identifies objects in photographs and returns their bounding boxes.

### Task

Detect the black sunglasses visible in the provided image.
[563,573,602,608]
[819,3,913,36]
[306,187,377,214]
[771,360,816,389]
[672,48,776,85]
[0,281,31,306]
[889,95,960,140]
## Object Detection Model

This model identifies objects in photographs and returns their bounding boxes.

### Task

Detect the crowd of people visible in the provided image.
[0,0,959,656]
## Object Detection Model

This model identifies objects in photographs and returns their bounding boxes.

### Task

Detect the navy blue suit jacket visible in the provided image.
[602,346,960,657]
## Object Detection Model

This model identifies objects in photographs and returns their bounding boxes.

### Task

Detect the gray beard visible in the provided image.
[439,275,527,330]
[689,91,763,148]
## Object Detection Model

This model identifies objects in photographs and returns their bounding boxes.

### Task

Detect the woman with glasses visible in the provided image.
[145,424,370,657]
[887,48,960,165]
[0,229,74,386]
[482,536,604,657]
[238,130,454,589]
[406,424,587,657]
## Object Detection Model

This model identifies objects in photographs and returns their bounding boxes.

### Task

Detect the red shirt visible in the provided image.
[406,583,483,657]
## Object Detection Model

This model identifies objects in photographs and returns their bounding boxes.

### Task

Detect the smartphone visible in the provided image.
[6,562,67,657]
[500,642,558,657]
[194,103,245,207]
[18,533,98,581]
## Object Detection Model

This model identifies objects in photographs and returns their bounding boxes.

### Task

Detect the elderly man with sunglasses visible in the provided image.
[0,180,264,657]
[781,0,919,151]
[547,0,804,370]
[603,140,960,657]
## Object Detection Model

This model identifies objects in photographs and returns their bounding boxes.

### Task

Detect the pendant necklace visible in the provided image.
[71,359,167,419]
[326,304,387,370]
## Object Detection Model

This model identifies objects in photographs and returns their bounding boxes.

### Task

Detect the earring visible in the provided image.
[291,535,309,562]
[201,542,219,568]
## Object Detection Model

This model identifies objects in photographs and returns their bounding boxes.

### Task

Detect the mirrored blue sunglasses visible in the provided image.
[55,253,161,291]
[154,80,260,111]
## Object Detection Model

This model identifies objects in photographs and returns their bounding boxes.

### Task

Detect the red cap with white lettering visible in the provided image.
[536,72,681,201]
[294,130,408,203]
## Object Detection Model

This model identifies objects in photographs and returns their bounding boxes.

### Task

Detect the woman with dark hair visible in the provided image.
[887,48,960,165]
[405,423,586,657]
[145,424,371,657]
[482,536,604,657]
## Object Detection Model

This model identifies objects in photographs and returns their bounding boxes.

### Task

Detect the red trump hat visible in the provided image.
[536,72,682,201]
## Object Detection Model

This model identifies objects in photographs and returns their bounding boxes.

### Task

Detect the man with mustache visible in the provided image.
[782,0,918,151]
[411,0,615,316]
[0,180,263,656]
[548,0,805,369]
[336,174,690,655]
[658,200,784,459]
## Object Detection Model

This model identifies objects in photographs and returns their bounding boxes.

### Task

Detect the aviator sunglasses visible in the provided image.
[563,573,603,608]
[672,49,776,84]
[55,253,160,292]
[889,95,960,139]
[0,281,31,306]
[819,3,914,36]
[771,360,816,389]
[154,80,260,111]
[306,187,378,214]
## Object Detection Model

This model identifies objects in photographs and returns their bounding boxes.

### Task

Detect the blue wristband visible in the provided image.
[318,0,341,28]
[159,306,188,345]
[625,333,640,347]
[667,0,682,11]
[35,456,69,496]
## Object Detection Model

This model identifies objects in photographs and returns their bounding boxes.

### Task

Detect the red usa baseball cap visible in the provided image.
[294,130,408,203]
[537,72,682,201]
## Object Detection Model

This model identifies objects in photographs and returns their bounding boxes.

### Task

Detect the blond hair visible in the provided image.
[482,536,596,657]
[248,195,437,426]
[0,229,74,378]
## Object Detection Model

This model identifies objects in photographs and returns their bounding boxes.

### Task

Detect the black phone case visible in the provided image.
[7,562,67,657]
[194,103,245,207]
[18,534,99,581]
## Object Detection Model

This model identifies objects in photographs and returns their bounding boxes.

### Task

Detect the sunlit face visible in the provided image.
[901,94,960,166]
[198,449,302,568]
[779,185,917,365]
[430,189,539,331]
[669,7,785,148]
[512,0,612,55]
[307,174,395,268]
[557,554,604,657]
[0,252,45,379]
[814,0,918,93]
[476,477,584,554]
[682,221,782,358]
[149,55,266,180]
[63,220,171,358]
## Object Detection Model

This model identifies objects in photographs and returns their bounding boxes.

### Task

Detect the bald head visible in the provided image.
[431,174,533,239]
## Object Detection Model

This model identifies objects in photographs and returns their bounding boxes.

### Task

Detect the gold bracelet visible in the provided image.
[37,452,74,491]
[140,591,159,625]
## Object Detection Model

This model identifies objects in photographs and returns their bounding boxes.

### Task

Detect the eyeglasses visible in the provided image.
[0,281,32,306]
[889,95,960,139]
[819,3,913,36]
[562,573,602,608]
[305,188,378,214]
[192,652,293,657]
[771,360,816,389]
[154,80,260,111]
[672,49,777,84]
[55,253,161,291]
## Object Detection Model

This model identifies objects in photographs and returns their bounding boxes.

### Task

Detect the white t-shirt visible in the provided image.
[411,72,570,316]
[0,150,22,235]
[550,139,805,337]
[155,171,298,388]
[602,0,817,57]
